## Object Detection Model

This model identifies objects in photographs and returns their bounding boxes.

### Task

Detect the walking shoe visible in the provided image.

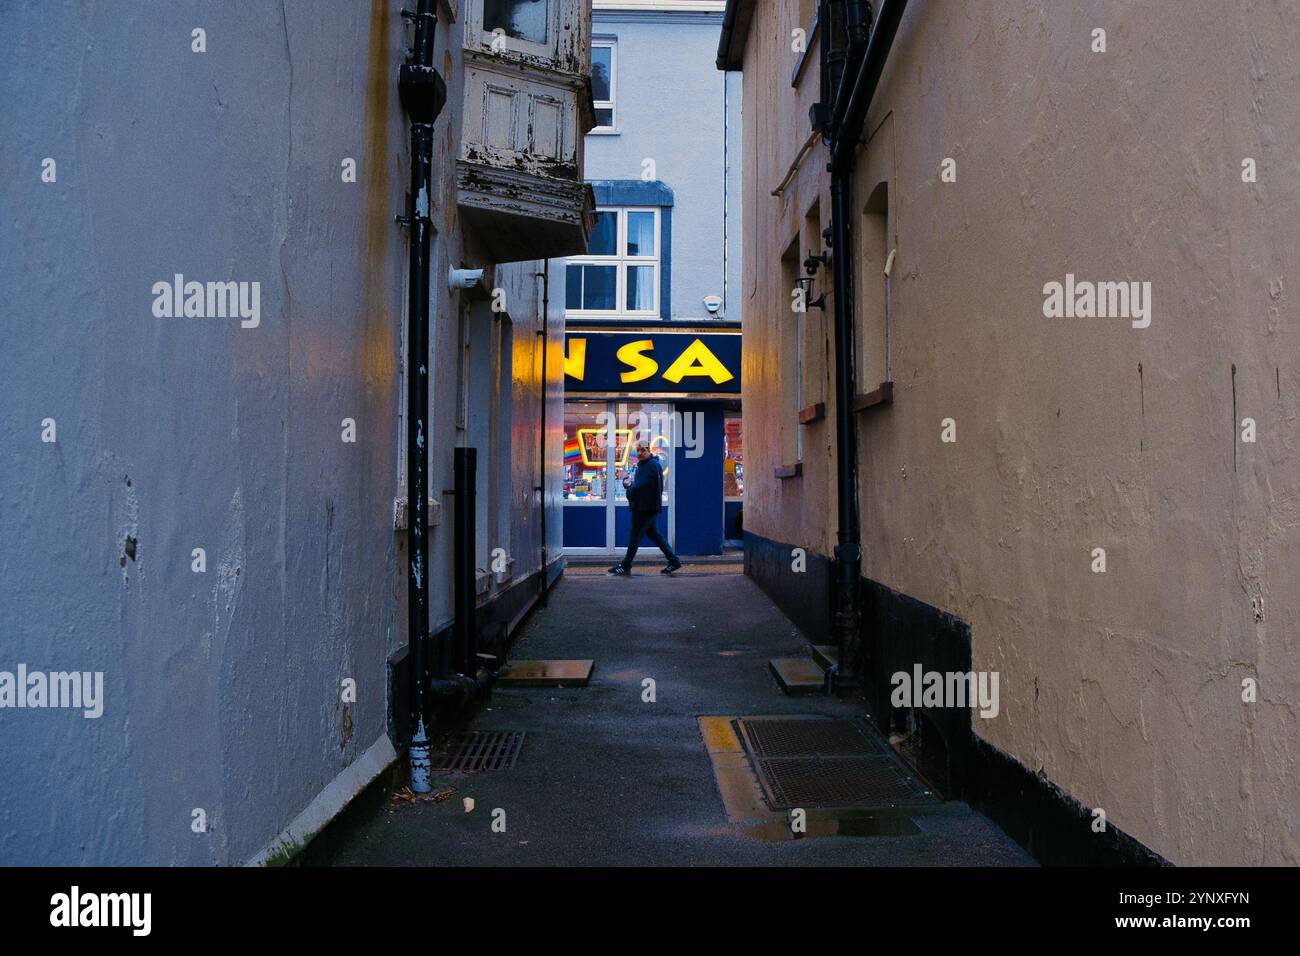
[661,562,683,574]
[607,565,629,575]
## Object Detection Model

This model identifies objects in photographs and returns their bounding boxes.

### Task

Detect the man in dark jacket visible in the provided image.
[609,439,682,575]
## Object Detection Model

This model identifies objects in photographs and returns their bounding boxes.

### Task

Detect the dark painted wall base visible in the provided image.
[387,557,564,747]
[964,735,1169,866]
[743,529,1168,866]
[742,529,833,642]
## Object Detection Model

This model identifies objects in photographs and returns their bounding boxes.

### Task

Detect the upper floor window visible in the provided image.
[482,0,549,44]
[591,40,616,131]
[565,207,660,317]
[593,0,726,9]
[857,181,891,392]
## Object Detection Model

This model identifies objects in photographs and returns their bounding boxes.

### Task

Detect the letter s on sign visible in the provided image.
[617,339,658,383]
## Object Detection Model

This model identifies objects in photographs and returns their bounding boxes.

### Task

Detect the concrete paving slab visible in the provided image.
[497,660,594,687]
[769,657,827,694]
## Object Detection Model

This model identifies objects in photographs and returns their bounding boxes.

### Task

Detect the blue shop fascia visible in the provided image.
[561,322,744,557]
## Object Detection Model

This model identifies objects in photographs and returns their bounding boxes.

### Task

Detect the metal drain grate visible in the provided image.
[741,715,891,757]
[734,717,933,811]
[431,731,525,772]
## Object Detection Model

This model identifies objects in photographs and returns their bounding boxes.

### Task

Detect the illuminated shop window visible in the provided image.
[562,400,672,506]
[563,401,611,501]
[614,401,671,506]
[723,417,743,497]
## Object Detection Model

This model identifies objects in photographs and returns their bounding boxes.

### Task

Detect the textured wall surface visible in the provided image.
[0,0,564,865]
[585,10,743,321]
[739,0,1300,864]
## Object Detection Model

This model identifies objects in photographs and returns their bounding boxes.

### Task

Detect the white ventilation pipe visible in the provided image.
[449,267,485,291]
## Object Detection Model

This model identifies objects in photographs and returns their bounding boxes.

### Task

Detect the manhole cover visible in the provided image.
[733,717,933,811]
[432,731,525,772]
[740,716,890,757]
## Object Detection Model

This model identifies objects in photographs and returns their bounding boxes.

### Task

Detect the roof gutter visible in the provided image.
[831,0,908,172]
[716,0,756,70]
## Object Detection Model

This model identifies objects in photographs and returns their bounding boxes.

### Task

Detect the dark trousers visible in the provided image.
[620,509,678,569]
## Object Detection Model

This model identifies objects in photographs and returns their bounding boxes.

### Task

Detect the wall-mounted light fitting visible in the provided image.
[796,249,829,311]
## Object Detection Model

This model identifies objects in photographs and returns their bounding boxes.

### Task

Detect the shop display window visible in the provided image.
[563,402,611,500]
[615,401,671,504]
[724,416,744,497]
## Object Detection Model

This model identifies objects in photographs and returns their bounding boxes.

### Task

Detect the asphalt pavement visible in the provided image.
[314,569,1034,866]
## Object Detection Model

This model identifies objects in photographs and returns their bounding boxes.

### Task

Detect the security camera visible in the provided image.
[702,294,722,314]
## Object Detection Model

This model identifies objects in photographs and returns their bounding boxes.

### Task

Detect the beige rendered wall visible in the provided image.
[740,0,1300,865]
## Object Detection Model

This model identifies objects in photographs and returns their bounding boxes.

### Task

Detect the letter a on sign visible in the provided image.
[662,339,734,385]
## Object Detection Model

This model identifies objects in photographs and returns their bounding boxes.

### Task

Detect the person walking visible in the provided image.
[608,439,682,575]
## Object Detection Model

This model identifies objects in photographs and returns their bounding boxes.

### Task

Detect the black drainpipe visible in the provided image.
[398,0,445,793]
[829,0,873,141]
[832,0,907,173]
[823,0,906,689]
[535,265,551,607]
[428,446,495,709]
[452,446,477,675]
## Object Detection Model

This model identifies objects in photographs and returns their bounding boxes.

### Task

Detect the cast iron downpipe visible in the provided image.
[832,0,908,171]
[426,446,494,711]
[535,266,551,607]
[823,0,906,689]
[399,0,446,793]
[827,165,862,689]
[828,0,874,141]
[452,447,477,675]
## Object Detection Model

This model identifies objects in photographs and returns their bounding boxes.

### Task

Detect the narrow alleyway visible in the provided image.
[318,567,1032,866]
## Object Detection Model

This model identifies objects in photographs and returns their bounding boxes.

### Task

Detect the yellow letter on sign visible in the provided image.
[617,339,659,383]
[563,338,586,380]
[662,338,734,385]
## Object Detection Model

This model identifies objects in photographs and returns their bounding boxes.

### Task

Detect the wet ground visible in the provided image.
[314,566,1034,866]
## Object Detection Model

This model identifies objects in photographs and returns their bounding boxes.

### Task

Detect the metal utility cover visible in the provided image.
[432,731,525,772]
[733,716,934,811]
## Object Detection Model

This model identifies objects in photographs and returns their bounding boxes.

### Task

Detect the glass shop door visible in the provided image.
[562,400,674,554]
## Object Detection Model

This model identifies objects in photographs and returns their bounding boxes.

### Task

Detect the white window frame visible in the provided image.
[590,39,617,133]
[565,206,660,319]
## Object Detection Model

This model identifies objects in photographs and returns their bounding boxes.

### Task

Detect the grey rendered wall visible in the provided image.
[1,0,401,865]
[542,258,569,569]
[0,0,559,865]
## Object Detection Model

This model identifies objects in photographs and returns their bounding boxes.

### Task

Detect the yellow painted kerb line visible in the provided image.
[696,716,773,823]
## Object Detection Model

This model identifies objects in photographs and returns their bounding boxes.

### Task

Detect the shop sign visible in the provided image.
[563,331,741,394]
